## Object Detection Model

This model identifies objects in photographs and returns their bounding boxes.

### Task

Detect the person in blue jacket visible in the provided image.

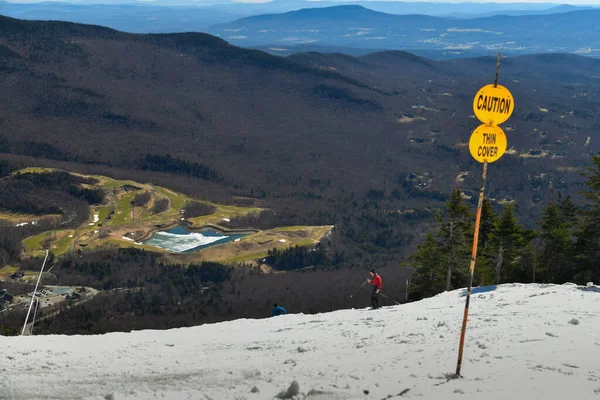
[271,303,287,317]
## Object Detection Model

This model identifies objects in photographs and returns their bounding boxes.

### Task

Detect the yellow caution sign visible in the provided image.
[469,124,507,163]
[473,84,514,125]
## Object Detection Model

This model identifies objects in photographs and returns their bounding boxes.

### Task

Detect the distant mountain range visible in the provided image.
[210,5,600,58]
[1,0,598,58]
[0,1,596,35]
[444,4,595,19]
[0,2,253,32]
[203,1,593,17]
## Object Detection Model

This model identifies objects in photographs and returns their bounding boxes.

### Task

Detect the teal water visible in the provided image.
[144,226,246,253]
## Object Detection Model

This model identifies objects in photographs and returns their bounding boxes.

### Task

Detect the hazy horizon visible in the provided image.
[2,0,600,5]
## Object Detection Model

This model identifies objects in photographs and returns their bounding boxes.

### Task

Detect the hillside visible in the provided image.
[0,168,331,264]
[210,5,600,57]
[1,16,600,268]
[3,283,598,398]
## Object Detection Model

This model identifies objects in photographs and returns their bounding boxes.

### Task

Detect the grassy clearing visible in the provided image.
[0,265,18,279]
[96,206,111,224]
[12,167,56,174]
[167,225,332,264]
[225,251,271,264]
[271,226,310,232]
[99,179,121,189]
[0,212,60,224]
[53,230,77,254]
[19,272,51,283]
[155,187,189,211]
[111,192,136,226]
[188,204,264,227]
[89,238,153,251]
[15,169,328,264]
[23,230,76,257]
[23,232,50,252]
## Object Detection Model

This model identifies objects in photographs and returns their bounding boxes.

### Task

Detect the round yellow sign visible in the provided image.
[473,84,514,125]
[469,124,507,163]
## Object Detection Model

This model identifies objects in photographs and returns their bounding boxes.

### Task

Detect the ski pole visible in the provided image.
[350,280,368,298]
[379,292,401,305]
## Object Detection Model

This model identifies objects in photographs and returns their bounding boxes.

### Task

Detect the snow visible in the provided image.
[223,218,231,222]
[279,239,286,243]
[3,283,600,399]
[14,221,39,227]
[93,213,99,223]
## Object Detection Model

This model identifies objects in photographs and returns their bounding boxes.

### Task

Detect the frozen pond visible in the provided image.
[144,226,246,253]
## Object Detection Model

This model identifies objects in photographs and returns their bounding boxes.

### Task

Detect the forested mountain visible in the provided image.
[1,15,599,263]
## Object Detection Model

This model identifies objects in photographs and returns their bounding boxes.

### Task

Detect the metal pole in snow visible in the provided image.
[456,51,502,377]
[455,161,488,377]
[21,250,49,336]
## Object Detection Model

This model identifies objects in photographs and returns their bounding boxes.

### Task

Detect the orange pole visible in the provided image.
[456,51,501,378]
[455,160,488,377]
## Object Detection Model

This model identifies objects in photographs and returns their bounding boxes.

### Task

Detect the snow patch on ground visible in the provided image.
[3,283,600,399]
[15,221,40,227]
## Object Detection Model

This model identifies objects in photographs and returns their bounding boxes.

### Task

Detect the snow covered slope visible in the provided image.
[3,283,599,399]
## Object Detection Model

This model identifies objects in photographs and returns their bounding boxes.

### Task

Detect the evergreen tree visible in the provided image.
[437,189,473,291]
[406,233,444,300]
[539,202,575,283]
[575,153,600,282]
[557,194,579,228]
[510,239,539,283]
[479,198,497,250]
[486,204,525,284]
[474,198,499,285]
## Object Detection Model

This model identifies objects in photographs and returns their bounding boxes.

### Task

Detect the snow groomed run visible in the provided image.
[2,283,599,399]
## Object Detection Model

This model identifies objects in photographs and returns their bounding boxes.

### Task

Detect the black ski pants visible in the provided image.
[371,287,380,308]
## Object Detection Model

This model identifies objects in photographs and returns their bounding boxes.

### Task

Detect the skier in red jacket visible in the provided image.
[368,269,382,309]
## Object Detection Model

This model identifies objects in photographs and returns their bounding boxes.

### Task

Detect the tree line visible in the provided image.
[0,247,412,335]
[406,153,600,300]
